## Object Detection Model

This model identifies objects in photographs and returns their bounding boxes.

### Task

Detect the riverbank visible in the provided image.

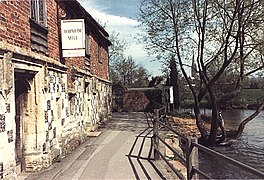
[162,116,201,179]
[169,116,200,137]
[181,88,264,110]
[167,110,264,179]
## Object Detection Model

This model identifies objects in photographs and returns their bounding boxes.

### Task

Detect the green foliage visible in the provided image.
[181,88,264,109]
[235,89,264,108]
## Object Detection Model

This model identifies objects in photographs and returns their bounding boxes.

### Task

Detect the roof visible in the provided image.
[57,0,111,46]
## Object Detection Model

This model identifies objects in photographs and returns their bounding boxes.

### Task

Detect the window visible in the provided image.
[85,34,91,70]
[98,43,102,63]
[30,0,48,55]
[30,0,47,27]
[85,34,90,56]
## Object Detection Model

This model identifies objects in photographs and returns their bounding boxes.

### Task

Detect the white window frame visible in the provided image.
[30,0,47,27]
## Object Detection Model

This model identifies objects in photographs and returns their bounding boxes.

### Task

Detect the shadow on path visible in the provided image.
[126,126,166,180]
[20,112,174,180]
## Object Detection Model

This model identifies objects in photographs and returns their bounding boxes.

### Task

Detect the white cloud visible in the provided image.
[82,5,162,76]
[86,8,139,27]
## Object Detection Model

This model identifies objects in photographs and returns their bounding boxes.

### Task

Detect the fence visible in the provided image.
[151,106,264,179]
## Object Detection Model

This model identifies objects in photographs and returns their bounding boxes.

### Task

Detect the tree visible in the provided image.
[144,76,164,112]
[138,2,183,111]
[133,65,150,87]
[108,31,127,83]
[112,56,150,87]
[167,56,180,110]
[108,32,150,87]
[139,0,264,146]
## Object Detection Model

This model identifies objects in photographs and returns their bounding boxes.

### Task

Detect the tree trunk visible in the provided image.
[193,103,209,144]
[234,101,264,139]
[216,111,226,144]
[206,97,219,146]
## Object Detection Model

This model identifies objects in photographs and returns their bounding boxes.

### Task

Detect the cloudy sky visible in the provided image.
[78,0,162,76]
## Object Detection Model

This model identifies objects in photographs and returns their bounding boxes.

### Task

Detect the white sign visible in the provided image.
[62,49,85,58]
[61,19,85,50]
[169,86,174,104]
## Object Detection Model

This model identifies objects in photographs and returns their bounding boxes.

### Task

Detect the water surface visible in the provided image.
[199,110,264,179]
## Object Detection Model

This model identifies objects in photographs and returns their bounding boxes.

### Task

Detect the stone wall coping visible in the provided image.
[0,42,67,69]
[72,65,112,84]
[94,75,112,84]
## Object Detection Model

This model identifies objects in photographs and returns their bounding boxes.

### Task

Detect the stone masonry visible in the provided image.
[0,0,111,179]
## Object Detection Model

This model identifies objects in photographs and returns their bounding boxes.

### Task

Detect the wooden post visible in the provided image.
[185,138,193,180]
[191,138,199,179]
[186,138,199,180]
[153,109,160,160]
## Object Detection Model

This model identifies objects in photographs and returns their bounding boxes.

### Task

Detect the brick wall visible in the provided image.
[90,34,109,80]
[123,91,150,112]
[0,1,112,178]
[46,0,60,60]
[0,1,31,49]
[0,0,60,61]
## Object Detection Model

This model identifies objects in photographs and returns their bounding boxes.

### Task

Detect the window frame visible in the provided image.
[98,42,102,63]
[30,0,47,27]
[85,34,90,56]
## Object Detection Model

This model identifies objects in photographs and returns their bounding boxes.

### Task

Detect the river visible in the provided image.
[199,109,264,179]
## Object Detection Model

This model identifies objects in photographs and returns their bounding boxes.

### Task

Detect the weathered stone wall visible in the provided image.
[0,52,16,180]
[60,75,86,157]
[0,51,112,179]
[0,1,112,179]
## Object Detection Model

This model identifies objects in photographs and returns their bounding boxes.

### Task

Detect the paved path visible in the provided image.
[22,112,175,180]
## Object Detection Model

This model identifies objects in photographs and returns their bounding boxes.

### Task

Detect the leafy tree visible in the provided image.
[144,76,164,112]
[108,31,127,82]
[138,0,264,146]
[109,32,150,87]
[133,65,150,87]
[112,56,150,87]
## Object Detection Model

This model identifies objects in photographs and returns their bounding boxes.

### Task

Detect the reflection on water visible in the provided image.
[199,109,264,179]
[222,109,264,148]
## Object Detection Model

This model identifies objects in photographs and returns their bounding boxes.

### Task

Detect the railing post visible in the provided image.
[186,138,199,180]
[186,138,193,180]
[153,109,160,160]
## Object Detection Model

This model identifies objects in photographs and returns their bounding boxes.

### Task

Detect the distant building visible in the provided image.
[0,0,111,179]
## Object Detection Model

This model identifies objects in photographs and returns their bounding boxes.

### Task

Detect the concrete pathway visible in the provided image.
[22,112,176,180]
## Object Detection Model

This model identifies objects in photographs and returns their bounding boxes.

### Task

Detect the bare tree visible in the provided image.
[109,31,127,82]
[109,32,150,87]
[139,0,264,146]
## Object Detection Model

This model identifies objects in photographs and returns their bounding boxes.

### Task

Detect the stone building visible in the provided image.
[0,0,111,179]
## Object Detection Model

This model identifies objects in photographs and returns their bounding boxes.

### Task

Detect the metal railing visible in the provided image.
[151,106,264,179]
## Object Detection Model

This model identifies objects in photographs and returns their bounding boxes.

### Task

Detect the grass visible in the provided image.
[180,88,264,109]
[235,89,264,105]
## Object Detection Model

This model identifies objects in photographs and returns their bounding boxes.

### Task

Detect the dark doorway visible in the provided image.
[14,72,33,172]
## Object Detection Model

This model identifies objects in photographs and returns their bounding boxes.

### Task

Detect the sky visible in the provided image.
[78,0,163,76]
